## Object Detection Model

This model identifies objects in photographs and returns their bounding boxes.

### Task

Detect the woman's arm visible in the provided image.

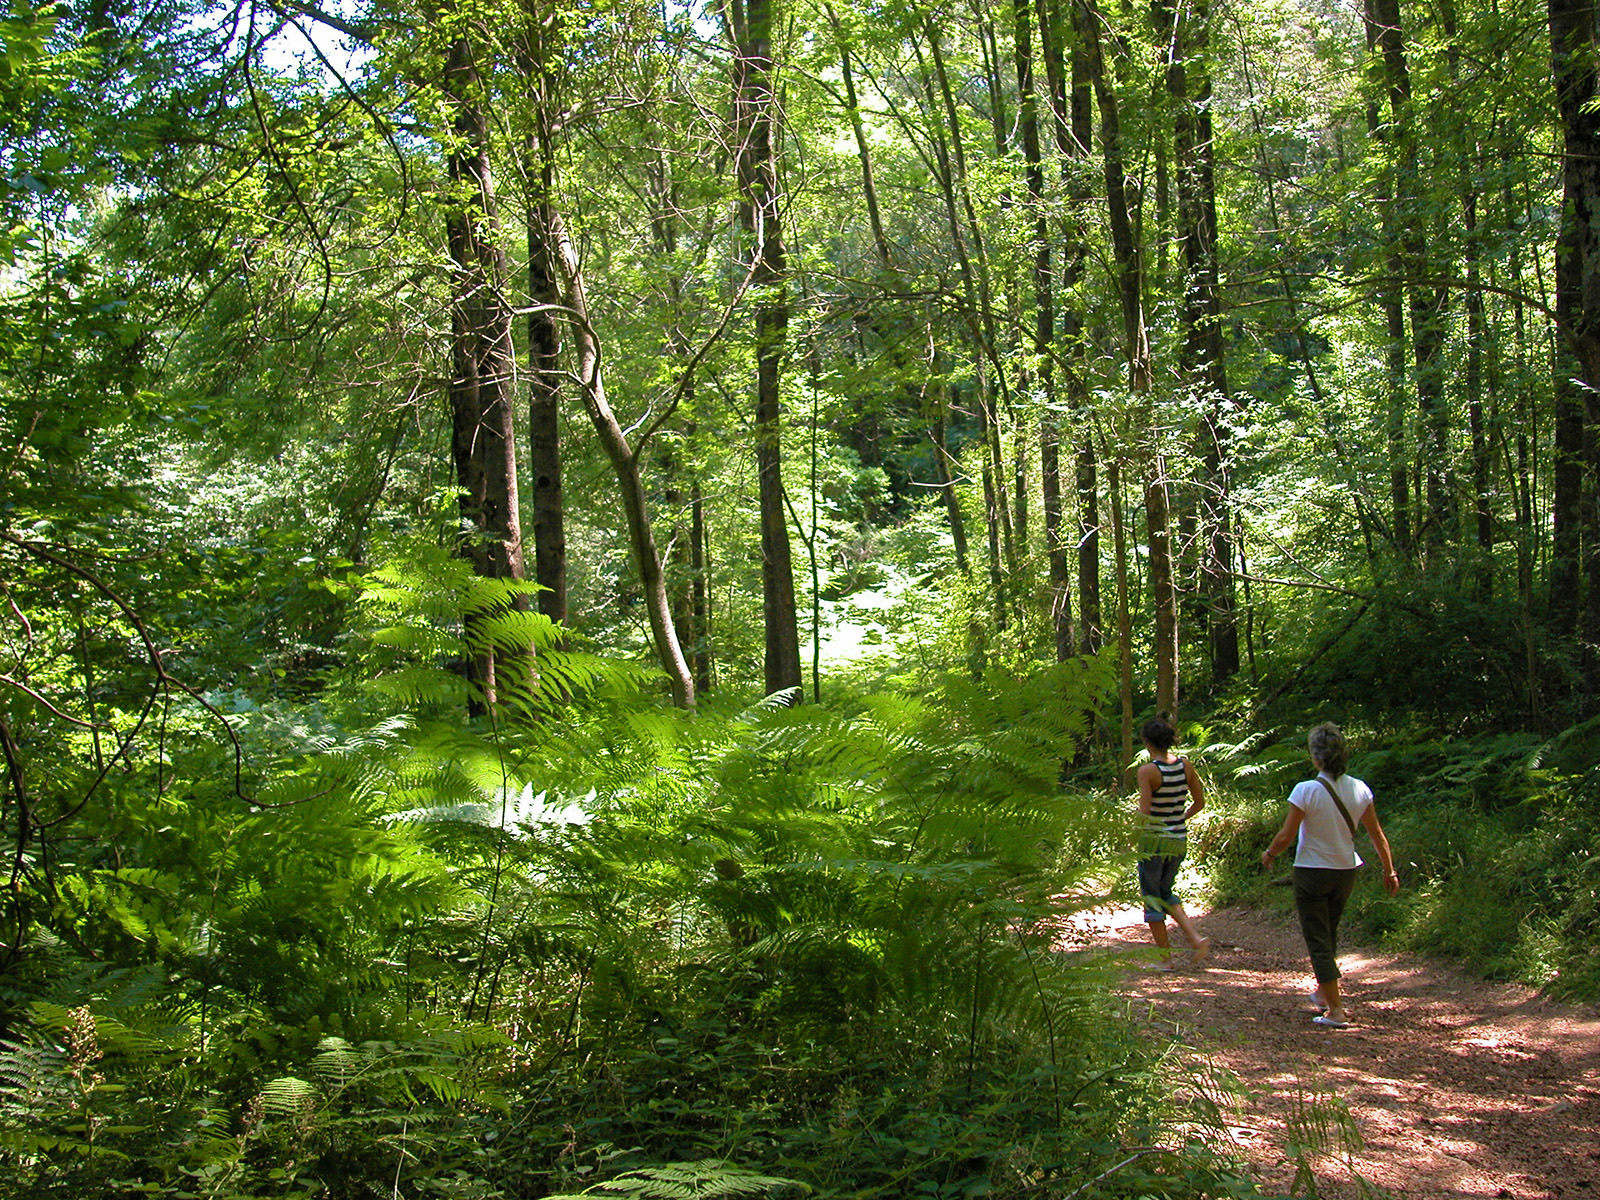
[1136,762,1158,816]
[1260,805,1304,869]
[1361,804,1401,895]
[1182,759,1205,820]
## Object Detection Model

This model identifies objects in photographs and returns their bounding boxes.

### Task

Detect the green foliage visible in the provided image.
[0,535,1250,1197]
[541,1161,805,1200]
[1304,577,1542,729]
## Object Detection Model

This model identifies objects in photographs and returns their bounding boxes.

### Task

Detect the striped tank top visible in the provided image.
[1148,758,1190,840]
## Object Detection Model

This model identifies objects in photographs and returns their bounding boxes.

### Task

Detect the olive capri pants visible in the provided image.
[1292,866,1359,984]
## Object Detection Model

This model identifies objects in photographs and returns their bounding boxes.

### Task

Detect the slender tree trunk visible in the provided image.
[731,0,802,701]
[1361,0,1414,561]
[549,208,695,710]
[824,3,890,271]
[923,21,1017,633]
[1083,0,1176,717]
[1550,0,1600,638]
[1436,0,1488,588]
[1161,0,1236,684]
[1058,0,1103,653]
[1366,0,1452,551]
[519,27,567,628]
[442,33,529,715]
[690,474,714,695]
[643,149,713,692]
[1109,455,1134,782]
[928,358,987,676]
[930,367,972,578]
[1016,0,1073,661]
[977,364,1009,635]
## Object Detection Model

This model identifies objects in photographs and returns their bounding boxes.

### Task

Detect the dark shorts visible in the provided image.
[1138,846,1186,922]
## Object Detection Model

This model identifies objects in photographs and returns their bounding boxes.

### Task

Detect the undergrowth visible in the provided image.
[0,553,1260,1199]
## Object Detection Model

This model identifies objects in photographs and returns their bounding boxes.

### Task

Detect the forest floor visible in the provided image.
[1060,904,1600,1199]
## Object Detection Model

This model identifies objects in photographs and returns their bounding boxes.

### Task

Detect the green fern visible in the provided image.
[543,1160,805,1199]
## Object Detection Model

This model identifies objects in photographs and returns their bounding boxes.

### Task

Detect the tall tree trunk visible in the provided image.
[1549,0,1600,692]
[1055,0,1103,653]
[1161,0,1237,683]
[691,473,714,695]
[1016,0,1073,661]
[1083,0,1176,717]
[930,367,972,578]
[1109,455,1135,781]
[1372,0,1450,549]
[731,0,802,701]
[442,33,529,715]
[644,149,712,692]
[1361,0,1414,561]
[1442,0,1491,594]
[1366,0,1452,551]
[824,3,890,270]
[928,358,987,677]
[976,362,1009,634]
[519,21,567,628]
[922,20,1017,634]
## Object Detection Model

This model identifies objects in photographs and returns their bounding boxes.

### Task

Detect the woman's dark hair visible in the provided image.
[1308,722,1348,778]
[1140,717,1177,751]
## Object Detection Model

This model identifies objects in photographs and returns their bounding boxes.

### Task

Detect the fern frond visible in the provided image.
[259,1075,319,1114]
[544,1160,805,1199]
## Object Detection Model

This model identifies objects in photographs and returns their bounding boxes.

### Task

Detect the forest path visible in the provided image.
[1061,905,1600,1199]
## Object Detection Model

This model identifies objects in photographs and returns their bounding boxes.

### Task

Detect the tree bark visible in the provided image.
[1109,455,1134,782]
[1361,0,1415,561]
[442,33,529,715]
[1015,0,1073,661]
[1368,0,1450,548]
[824,3,891,271]
[1441,0,1491,594]
[731,0,802,701]
[518,18,567,628]
[549,210,696,710]
[1160,0,1237,682]
[1549,0,1600,641]
[1083,0,1176,717]
[1057,0,1103,654]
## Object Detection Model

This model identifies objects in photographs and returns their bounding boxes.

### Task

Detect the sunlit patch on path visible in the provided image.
[1062,905,1600,1199]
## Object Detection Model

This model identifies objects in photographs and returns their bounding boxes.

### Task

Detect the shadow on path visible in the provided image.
[1060,905,1600,1200]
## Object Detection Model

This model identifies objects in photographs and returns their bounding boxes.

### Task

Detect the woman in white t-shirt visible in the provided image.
[1260,723,1400,1028]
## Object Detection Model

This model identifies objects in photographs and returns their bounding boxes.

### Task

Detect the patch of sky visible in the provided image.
[243,0,375,82]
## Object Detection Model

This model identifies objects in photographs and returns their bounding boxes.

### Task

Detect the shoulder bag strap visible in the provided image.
[1316,776,1361,867]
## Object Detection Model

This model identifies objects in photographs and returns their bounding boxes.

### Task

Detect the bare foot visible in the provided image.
[1191,937,1212,966]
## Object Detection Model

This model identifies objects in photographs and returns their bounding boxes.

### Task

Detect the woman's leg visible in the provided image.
[1295,867,1358,1021]
[1320,871,1358,1019]
[1137,856,1173,965]
[1293,868,1344,985]
[1168,902,1211,963]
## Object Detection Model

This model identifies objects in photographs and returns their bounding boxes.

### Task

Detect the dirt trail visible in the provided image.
[1063,905,1600,1199]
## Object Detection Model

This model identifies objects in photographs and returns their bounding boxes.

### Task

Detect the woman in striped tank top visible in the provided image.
[1135,717,1211,969]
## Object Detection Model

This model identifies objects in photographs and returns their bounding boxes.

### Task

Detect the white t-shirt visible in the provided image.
[1288,774,1373,869]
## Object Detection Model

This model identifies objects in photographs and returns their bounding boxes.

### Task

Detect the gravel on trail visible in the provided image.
[1062,904,1600,1199]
